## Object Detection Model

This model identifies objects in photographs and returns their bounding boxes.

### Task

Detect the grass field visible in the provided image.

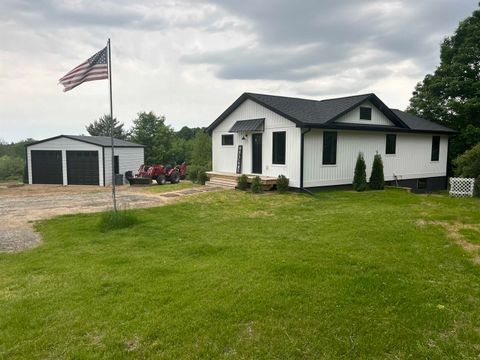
[142,180,200,193]
[1,189,479,359]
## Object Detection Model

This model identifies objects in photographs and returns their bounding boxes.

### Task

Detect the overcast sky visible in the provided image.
[0,0,477,142]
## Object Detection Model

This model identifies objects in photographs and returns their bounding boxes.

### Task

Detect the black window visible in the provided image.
[431,136,440,161]
[114,155,119,174]
[360,107,372,120]
[322,131,337,165]
[222,134,234,146]
[386,134,396,154]
[272,131,286,165]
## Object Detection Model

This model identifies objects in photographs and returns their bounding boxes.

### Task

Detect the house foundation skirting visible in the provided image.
[300,176,447,193]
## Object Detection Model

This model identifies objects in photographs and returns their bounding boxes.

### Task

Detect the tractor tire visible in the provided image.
[170,170,180,184]
[156,174,167,185]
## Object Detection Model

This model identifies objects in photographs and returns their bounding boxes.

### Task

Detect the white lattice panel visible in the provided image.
[449,177,475,197]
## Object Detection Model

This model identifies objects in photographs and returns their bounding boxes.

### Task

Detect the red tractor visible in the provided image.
[126,162,187,185]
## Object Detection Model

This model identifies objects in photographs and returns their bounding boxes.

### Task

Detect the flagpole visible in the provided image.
[107,38,117,212]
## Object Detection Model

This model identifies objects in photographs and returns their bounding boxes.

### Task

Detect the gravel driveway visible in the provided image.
[0,183,221,253]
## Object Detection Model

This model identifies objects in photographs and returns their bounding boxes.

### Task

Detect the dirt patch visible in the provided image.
[416,220,480,264]
[124,337,140,352]
[0,184,225,253]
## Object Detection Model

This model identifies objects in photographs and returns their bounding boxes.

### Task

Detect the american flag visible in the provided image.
[59,46,108,92]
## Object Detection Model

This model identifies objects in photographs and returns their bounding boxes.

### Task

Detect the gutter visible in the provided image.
[300,127,313,195]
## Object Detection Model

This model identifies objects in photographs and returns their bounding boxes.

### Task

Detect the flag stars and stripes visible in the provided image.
[59,46,109,92]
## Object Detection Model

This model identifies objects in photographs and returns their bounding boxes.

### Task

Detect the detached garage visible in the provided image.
[26,135,144,186]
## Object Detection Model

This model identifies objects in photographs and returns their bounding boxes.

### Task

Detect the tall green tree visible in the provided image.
[86,115,129,139]
[189,130,211,168]
[369,153,385,190]
[353,152,367,191]
[130,111,175,164]
[176,126,196,141]
[407,4,480,161]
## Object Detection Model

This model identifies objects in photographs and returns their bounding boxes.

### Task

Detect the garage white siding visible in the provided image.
[27,138,103,186]
[304,130,449,187]
[27,136,144,186]
[103,147,144,185]
[212,99,302,187]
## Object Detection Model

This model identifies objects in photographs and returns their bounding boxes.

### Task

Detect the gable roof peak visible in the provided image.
[206,92,456,134]
[244,91,375,104]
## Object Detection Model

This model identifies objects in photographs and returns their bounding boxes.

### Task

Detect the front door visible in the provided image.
[252,133,262,174]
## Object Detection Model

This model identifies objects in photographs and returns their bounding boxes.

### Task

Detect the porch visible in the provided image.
[206,171,278,190]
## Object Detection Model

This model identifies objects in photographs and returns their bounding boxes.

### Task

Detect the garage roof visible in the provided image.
[27,135,144,148]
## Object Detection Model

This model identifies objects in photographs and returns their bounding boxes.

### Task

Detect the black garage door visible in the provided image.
[67,151,99,185]
[31,150,63,184]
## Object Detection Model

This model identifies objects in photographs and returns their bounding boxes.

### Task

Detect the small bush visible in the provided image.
[187,165,208,184]
[237,174,249,190]
[0,155,24,181]
[276,175,289,193]
[98,208,139,232]
[197,169,208,185]
[353,153,367,191]
[251,176,263,193]
[369,153,385,190]
[187,165,200,182]
[454,143,480,178]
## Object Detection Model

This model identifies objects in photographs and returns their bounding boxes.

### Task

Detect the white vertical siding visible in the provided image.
[212,99,301,187]
[304,130,448,187]
[27,138,103,186]
[104,147,144,185]
[335,101,395,126]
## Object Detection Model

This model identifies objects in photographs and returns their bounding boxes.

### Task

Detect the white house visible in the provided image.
[206,93,456,192]
[26,135,144,186]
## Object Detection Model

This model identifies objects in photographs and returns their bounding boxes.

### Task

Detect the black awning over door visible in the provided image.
[229,118,265,133]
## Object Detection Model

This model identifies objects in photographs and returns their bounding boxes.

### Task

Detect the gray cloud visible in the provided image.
[0,0,221,31]
[0,0,478,142]
[183,0,476,86]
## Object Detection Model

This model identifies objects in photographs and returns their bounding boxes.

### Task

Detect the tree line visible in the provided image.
[85,112,211,169]
[0,139,34,181]
[0,112,211,182]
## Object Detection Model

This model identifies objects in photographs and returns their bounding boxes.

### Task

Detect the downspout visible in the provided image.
[446,135,451,189]
[300,128,314,195]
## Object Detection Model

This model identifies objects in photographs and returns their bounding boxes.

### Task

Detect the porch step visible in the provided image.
[206,177,237,188]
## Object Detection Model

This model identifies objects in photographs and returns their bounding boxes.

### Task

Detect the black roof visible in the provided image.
[27,135,144,148]
[390,109,454,133]
[207,92,456,134]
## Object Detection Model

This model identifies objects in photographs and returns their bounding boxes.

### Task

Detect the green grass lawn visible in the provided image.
[141,180,200,193]
[1,189,480,359]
